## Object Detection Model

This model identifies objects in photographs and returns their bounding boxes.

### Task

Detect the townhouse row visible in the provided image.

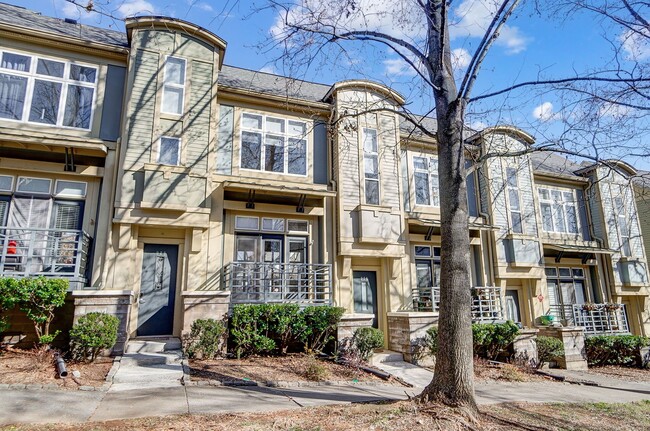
[0,3,648,356]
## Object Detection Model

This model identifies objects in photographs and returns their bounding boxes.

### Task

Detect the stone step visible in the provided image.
[370,350,405,365]
[126,337,181,353]
[119,351,183,366]
[111,362,184,384]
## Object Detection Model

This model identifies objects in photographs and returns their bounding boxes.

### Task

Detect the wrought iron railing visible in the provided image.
[0,227,91,283]
[572,303,630,335]
[224,262,332,305]
[412,286,505,322]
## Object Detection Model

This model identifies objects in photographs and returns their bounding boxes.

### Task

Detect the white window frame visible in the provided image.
[261,217,285,232]
[612,187,633,257]
[505,166,524,234]
[160,56,186,115]
[287,219,309,233]
[239,112,308,176]
[0,175,14,192]
[54,180,87,199]
[413,155,440,207]
[157,136,181,166]
[15,177,52,195]
[362,127,380,205]
[538,186,581,235]
[0,49,97,130]
[234,215,260,231]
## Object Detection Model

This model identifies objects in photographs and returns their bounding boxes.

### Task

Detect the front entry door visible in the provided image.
[353,271,378,328]
[137,244,178,336]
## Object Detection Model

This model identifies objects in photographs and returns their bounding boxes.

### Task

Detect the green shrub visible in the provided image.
[472,321,520,360]
[353,327,384,361]
[69,312,120,362]
[228,304,345,358]
[14,277,68,346]
[297,306,345,353]
[425,326,438,357]
[535,336,564,368]
[304,356,328,381]
[585,335,650,367]
[183,318,227,359]
[0,278,21,334]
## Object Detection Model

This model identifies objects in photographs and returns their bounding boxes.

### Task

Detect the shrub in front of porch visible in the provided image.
[585,335,650,367]
[0,278,21,335]
[535,336,565,369]
[69,312,120,362]
[183,318,227,359]
[229,304,345,358]
[472,321,520,360]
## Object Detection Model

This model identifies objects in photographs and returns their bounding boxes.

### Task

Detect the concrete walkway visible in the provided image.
[1,362,650,425]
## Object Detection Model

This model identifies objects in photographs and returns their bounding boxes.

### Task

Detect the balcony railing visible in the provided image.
[573,303,630,335]
[224,262,332,306]
[413,286,505,322]
[0,227,91,286]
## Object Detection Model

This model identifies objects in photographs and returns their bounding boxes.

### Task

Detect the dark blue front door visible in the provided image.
[137,244,178,336]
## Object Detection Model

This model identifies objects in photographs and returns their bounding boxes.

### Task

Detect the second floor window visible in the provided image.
[538,187,579,234]
[506,167,523,233]
[413,156,440,206]
[363,128,379,205]
[0,50,96,129]
[240,113,307,176]
[161,57,186,115]
[613,190,633,256]
[158,136,181,166]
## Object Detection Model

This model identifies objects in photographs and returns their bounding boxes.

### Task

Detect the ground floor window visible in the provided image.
[413,245,440,310]
[545,266,589,322]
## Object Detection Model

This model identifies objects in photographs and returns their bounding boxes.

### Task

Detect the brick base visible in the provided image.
[538,326,588,370]
[387,312,438,365]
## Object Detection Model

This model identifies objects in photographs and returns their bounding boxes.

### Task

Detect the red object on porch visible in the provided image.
[7,240,17,255]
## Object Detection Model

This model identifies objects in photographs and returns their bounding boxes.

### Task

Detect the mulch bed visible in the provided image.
[189,354,398,385]
[472,358,554,383]
[0,347,113,389]
[585,365,650,382]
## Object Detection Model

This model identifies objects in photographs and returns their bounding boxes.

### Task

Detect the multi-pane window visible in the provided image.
[413,156,439,206]
[505,167,523,233]
[240,113,307,175]
[614,195,632,256]
[414,245,441,289]
[538,187,579,234]
[161,57,186,115]
[0,50,97,129]
[545,267,588,321]
[158,136,181,166]
[363,128,380,205]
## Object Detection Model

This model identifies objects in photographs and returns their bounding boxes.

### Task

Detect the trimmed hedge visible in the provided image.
[183,318,227,359]
[69,312,120,362]
[535,336,564,368]
[229,304,345,358]
[585,335,650,367]
[353,327,384,361]
[425,321,520,360]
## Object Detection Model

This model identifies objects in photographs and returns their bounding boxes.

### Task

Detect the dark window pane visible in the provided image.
[511,212,523,233]
[1,53,30,71]
[288,138,306,175]
[365,179,379,205]
[29,79,61,124]
[0,73,27,120]
[264,135,284,172]
[70,65,97,83]
[36,59,64,77]
[241,131,261,170]
[159,137,180,165]
[415,171,430,205]
[63,85,93,129]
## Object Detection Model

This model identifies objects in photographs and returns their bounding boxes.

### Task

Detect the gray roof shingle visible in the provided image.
[530,151,583,178]
[0,2,128,47]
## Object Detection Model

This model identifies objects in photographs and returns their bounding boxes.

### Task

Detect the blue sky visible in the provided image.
[7,0,650,169]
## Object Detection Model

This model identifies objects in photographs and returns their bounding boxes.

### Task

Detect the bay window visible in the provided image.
[0,50,96,129]
[240,113,307,176]
[413,156,439,206]
[538,187,579,234]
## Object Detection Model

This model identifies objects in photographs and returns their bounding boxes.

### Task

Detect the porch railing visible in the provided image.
[224,262,332,306]
[0,227,91,284]
[413,286,505,322]
[572,303,630,335]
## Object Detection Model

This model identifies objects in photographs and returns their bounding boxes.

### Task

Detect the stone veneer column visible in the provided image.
[386,312,438,365]
[538,326,588,370]
[337,314,375,342]
[181,291,231,334]
[513,328,539,365]
[71,290,135,355]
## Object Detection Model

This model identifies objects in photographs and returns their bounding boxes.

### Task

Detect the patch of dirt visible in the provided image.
[586,365,650,382]
[5,400,650,430]
[190,354,398,385]
[0,347,113,389]
[473,358,552,383]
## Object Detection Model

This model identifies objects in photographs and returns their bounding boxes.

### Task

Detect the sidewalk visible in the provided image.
[1,364,650,425]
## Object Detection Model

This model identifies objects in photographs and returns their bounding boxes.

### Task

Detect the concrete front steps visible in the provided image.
[370,350,434,388]
[110,338,184,391]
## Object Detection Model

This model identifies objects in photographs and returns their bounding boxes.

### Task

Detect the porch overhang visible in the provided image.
[543,243,615,255]
[222,180,336,198]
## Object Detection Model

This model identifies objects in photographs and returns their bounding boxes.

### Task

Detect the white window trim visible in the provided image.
[287,219,309,233]
[362,127,380,205]
[538,186,581,235]
[504,165,524,234]
[0,175,14,192]
[239,112,308,177]
[234,215,260,231]
[612,185,634,257]
[261,217,285,232]
[157,136,182,166]
[54,180,87,199]
[161,56,186,115]
[413,155,440,207]
[0,49,97,130]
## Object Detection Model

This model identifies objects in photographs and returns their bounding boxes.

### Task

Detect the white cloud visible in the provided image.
[383,57,417,77]
[620,28,650,61]
[450,0,529,54]
[116,0,156,18]
[451,48,471,69]
[532,102,558,122]
[194,2,214,13]
[57,0,100,21]
[259,65,277,74]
